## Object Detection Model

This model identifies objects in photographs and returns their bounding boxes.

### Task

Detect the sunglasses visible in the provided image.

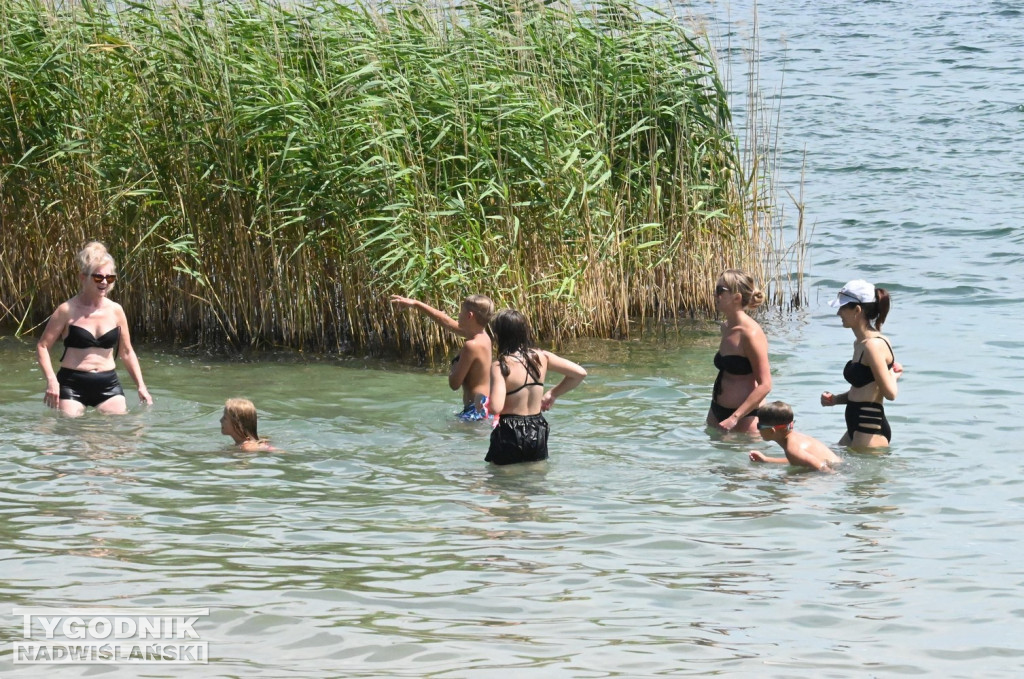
[90,273,118,284]
[715,285,731,295]
[757,422,790,431]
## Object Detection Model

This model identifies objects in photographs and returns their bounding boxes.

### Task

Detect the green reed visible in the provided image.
[0,0,792,355]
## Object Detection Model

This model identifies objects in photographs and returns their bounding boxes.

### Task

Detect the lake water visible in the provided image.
[2,0,1023,676]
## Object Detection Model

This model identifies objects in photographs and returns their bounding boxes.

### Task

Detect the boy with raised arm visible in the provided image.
[748,401,841,472]
[390,294,494,420]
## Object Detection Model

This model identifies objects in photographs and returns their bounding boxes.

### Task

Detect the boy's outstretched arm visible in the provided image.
[390,295,466,337]
[749,451,788,464]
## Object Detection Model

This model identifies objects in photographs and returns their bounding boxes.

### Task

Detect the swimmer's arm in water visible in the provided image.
[115,303,152,405]
[37,302,72,409]
[749,451,787,464]
[488,359,507,415]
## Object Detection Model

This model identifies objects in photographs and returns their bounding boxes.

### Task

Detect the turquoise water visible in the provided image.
[2,0,1024,676]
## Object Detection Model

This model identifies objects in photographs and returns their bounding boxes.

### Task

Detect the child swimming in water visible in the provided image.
[220,398,274,451]
[748,401,840,472]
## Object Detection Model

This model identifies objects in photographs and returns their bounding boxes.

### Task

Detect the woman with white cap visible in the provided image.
[821,280,901,447]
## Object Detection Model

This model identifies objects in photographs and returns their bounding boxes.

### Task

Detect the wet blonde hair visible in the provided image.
[463,294,495,325]
[224,398,259,441]
[76,241,116,275]
[719,269,765,309]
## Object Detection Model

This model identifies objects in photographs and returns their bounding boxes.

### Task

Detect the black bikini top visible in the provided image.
[60,324,120,361]
[714,351,753,375]
[843,337,894,388]
[504,354,544,396]
[712,351,753,399]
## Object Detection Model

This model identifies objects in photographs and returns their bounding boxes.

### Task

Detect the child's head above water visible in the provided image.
[756,401,795,428]
[461,294,494,326]
[221,398,259,443]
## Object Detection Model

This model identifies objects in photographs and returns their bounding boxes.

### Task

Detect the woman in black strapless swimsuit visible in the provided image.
[36,241,152,416]
[707,269,772,434]
[821,279,902,448]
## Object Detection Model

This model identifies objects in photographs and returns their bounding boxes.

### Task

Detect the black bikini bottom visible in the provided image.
[57,368,124,407]
[486,413,549,465]
[709,399,758,423]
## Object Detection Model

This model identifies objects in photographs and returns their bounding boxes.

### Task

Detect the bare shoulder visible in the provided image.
[240,440,275,452]
[741,315,766,339]
[738,316,768,354]
[870,333,892,347]
[793,431,831,454]
[864,334,893,356]
[52,300,73,319]
[464,332,491,355]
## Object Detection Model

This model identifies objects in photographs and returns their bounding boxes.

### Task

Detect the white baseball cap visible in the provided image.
[828,279,875,308]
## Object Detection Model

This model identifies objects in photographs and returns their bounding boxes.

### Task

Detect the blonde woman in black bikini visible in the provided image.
[36,241,152,416]
[821,279,902,448]
[707,269,772,434]
[485,309,586,465]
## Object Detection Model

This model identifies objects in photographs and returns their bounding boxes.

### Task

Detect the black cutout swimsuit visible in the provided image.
[842,337,895,442]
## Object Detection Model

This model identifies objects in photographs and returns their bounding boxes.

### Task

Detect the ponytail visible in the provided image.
[864,287,890,331]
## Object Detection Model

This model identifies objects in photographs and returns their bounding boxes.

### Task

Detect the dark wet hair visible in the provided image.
[492,309,542,381]
[757,401,794,427]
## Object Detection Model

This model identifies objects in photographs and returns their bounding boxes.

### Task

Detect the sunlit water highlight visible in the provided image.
[2,0,1024,676]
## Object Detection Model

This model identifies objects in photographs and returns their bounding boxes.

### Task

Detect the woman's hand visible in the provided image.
[892,361,904,379]
[821,391,835,407]
[44,379,60,409]
[541,390,556,411]
[138,386,153,405]
[716,413,739,431]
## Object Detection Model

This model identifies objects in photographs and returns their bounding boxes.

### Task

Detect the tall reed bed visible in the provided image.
[0,0,783,354]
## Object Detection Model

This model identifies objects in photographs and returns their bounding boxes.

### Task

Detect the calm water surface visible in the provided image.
[2,0,1023,676]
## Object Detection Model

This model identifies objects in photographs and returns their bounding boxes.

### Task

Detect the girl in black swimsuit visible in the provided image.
[707,269,772,434]
[485,310,587,465]
[821,279,902,448]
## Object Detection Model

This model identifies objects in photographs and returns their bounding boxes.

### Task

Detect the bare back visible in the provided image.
[493,351,548,415]
[450,330,493,406]
[785,431,841,468]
